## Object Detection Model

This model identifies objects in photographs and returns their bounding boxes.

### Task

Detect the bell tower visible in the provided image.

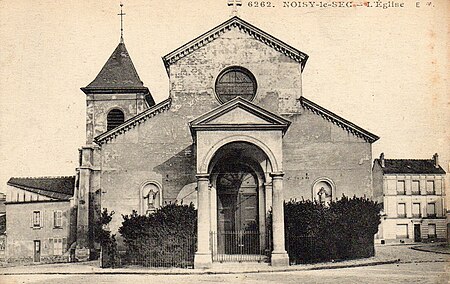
[81,41,155,144]
[74,4,154,261]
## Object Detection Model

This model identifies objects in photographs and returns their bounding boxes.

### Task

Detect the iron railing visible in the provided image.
[210,231,269,262]
[101,235,197,268]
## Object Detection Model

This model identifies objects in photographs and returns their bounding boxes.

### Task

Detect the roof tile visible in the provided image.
[376,159,446,174]
[85,42,146,90]
[7,176,75,201]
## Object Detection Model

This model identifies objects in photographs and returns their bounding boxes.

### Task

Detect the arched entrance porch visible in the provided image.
[189,98,291,268]
[208,142,270,261]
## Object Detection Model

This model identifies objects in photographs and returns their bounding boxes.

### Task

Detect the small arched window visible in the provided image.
[215,67,257,103]
[107,109,125,131]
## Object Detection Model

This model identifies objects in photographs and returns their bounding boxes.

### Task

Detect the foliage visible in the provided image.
[283,195,381,264]
[119,203,197,268]
[94,208,120,268]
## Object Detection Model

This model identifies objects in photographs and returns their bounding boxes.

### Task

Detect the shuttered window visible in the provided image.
[54,211,62,228]
[32,211,41,228]
[397,203,406,218]
[412,203,421,217]
[54,238,63,255]
[396,224,408,239]
[426,181,435,194]
[428,224,436,238]
[411,180,420,194]
[396,180,405,195]
[427,203,436,217]
[107,109,125,131]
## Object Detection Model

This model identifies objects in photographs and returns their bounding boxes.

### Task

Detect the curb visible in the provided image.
[0,259,399,276]
[410,246,450,255]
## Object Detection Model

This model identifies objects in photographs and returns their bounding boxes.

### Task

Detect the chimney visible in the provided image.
[380,153,385,168]
[433,153,439,168]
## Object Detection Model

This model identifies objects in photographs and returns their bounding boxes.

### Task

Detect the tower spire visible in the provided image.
[118,3,126,43]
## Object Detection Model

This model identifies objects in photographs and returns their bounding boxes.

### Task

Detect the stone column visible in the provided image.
[194,173,212,269]
[75,147,93,261]
[270,172,289,266]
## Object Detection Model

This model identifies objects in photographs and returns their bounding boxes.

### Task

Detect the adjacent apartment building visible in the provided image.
[373,153,446,243]
[4,177,76,263]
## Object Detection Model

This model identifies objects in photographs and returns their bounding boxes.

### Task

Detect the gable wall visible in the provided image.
[169,28,303,116]
[282,109,373,201]
[97,27,375,233]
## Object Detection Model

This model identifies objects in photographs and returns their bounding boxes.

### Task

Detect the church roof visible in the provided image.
[374,159,446,175]
[7,176,75,201]
[300,97,379,143]
[82,42,150,95]
[94,98,172,145]
[162,16,309,74]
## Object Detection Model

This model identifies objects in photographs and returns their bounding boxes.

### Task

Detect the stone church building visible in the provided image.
[74,16,379,267]
[7,16,380,267]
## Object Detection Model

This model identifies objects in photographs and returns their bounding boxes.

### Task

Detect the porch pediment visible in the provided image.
[189,97,291,139]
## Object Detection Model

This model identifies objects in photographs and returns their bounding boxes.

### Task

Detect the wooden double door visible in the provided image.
[217,170,259,254]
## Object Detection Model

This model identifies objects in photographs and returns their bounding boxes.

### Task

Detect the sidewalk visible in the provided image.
[0,257,398,275]
[0,244,446,275]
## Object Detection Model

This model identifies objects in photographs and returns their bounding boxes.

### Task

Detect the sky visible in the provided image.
[0,0,448,197]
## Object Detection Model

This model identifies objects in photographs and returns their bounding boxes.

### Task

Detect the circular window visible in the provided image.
[215,67,257,103]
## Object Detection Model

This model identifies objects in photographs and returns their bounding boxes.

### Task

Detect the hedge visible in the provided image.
[118,203,197,268]
[284,195,381,264]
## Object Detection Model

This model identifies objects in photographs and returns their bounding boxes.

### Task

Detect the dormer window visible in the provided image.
[107,109,125,131]
[215,67,257,104]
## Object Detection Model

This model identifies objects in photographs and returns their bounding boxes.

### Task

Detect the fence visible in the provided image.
[101,234,197,268]
[210,230,269,263]
[101,232,322,267]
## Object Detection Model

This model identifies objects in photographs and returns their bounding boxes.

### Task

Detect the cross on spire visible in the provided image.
[227,0,242,17]
[118,3,126,43]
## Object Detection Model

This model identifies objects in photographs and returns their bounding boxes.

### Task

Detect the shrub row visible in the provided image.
[284,196,381,264]
[118,203,197,268]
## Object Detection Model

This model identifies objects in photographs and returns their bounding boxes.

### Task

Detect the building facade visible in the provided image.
[73,16,379,268]
[373,153,447,243]
[4,177,75,263]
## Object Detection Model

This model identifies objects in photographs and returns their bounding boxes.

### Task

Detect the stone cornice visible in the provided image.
[189,97,291,141]
[162,16,308,75]
[300,96,379,143]
[94,98,172,145]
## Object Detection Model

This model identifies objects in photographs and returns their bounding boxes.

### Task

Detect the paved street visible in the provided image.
[0,262,448,284]
[0,244,448,283]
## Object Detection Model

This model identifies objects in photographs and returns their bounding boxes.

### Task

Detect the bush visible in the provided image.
[283,195,381,264]
[94,209,120,268]
[119,203,197,268]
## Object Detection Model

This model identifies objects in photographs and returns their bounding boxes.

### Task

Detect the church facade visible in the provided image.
[73,17,379,268]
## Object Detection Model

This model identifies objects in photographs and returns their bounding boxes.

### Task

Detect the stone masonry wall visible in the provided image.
[282,109,373,201]
[98,26,374,233]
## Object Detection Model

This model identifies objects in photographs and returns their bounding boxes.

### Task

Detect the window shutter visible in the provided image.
[62,211,66,228]
[49,238,54,255]
[63,238,67,253]
[40,210,44,228]
[30,212,34,228]
[53,211,56,228]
